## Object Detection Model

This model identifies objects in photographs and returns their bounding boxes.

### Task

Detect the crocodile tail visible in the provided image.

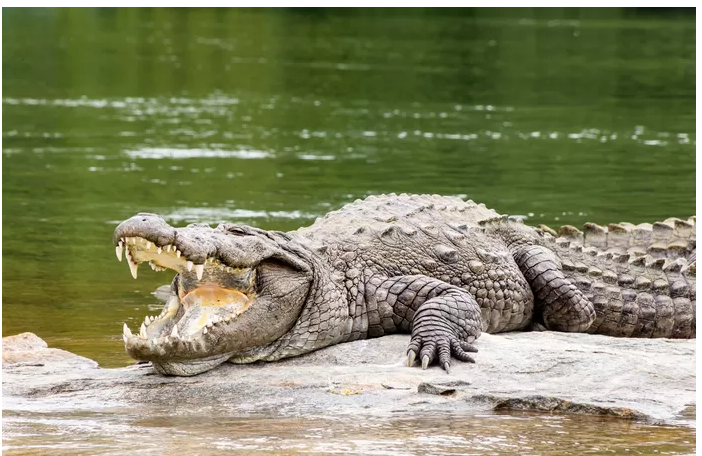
[538,216,696,263]
[540,234,695,339]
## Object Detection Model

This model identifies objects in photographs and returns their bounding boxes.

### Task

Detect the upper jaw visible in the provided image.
[114,213,231,279]
[113,214,310,274]
[115,234,247,280]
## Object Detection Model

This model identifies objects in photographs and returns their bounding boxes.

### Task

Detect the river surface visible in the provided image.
[1,408,696,456]
[2,7,696,455]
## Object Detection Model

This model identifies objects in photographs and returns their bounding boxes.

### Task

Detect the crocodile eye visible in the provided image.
[227,227,247,236]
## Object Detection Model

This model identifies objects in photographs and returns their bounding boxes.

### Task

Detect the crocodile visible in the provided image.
[113,194,696,376]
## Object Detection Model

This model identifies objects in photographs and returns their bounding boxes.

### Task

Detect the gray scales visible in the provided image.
[113,194,696,376]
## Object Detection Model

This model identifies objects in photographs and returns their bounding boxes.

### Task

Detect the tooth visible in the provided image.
[144,316,150,326]
[195,264,204,280]
[149,316,155,323]
[123,323,132,337]
[116,242,123,262]
[140,323,147,338]
[127,255,139,279]
[166,245,172,252]
[203,327,208,334]
[146,241,152,249]
[176,250,181,258]
[187,261,193,272]
[171,325,179,338]
[157,247,162,254]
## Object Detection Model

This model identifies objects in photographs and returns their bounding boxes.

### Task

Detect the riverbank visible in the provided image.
[3,331,695,423]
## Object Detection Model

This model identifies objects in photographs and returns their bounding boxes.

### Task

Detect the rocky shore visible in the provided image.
[2,331,695,423]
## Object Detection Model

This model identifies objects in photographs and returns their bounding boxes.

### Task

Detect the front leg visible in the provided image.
[369,275,482,373]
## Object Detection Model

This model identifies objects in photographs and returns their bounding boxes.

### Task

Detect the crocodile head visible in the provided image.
[113,213,313,376]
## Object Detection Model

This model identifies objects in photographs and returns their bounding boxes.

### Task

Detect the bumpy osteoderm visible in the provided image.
[114,195,696,376]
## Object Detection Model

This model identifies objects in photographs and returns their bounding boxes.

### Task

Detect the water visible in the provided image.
[2,7,696,455]
[1,410,696,455]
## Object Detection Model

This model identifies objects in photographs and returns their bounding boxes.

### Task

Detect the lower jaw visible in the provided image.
[150,352,235,376]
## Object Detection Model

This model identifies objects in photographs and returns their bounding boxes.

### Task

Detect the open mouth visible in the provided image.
[117,235,255,357]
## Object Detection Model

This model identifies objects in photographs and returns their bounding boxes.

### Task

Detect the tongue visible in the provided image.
[177,285,250,337]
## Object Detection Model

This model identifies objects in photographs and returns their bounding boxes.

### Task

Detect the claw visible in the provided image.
[406,350,416,367]
[442,362,451,374]
[421,355,430,370]
[460,341,479,353]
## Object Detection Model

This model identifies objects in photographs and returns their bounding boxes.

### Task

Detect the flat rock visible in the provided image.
[2,331,695,423]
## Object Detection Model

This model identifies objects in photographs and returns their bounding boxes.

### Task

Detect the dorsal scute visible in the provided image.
[298,194,501,243]
[543,215,696,261]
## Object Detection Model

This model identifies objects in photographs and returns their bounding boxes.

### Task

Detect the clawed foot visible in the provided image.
[405,334,478,374]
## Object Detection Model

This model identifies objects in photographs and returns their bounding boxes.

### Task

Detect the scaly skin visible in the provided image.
[113,194,696,376]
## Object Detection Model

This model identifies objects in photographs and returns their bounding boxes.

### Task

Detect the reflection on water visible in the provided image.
[1,410,696,456]
[123,147,272,160]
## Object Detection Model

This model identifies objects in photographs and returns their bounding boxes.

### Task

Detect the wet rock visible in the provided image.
[677,404,696,420]
[2,331,695,424]
[471,394,647,420]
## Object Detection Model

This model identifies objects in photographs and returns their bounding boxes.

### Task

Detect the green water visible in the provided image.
[2,8,696,367]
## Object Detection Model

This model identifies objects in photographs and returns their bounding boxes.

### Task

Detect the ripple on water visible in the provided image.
[297,153,337,161]
[1,411,696,456]
[159,207,315,224]
[123,148,272,160]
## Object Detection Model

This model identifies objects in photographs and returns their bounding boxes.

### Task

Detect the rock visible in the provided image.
[2,332,97,369]
[418,379,471,396]
[1,331,695,424]
[471,394,647,420]
[417,382,456,396]
[153,284,171,301]
[3,332,48,352]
